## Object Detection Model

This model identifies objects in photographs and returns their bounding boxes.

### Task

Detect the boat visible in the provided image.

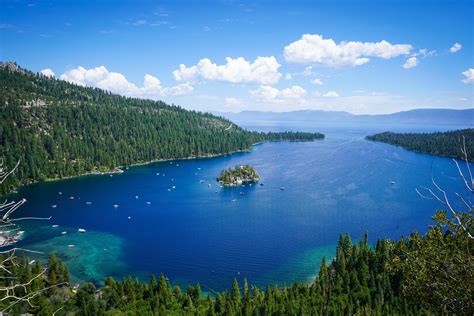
[146,201,151,205]
[260,183,264,186]
[58,191,62,195]
[231,199,237,202]
[52,224,59,228]
[113,204,119,208]
[69,196,75,200]
[128,216,132,220]
[51,204,57,208]
[208,183,211,187]
[390,181,396,185]
[61,231,67,235]
[280,187,285,190]
[172,186,176,189]
[78,228,86,233]
[68,244,75,248]
[240,192,245,195]
[86,201,92,205]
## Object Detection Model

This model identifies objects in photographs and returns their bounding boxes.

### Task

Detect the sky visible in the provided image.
[1,0,473,114]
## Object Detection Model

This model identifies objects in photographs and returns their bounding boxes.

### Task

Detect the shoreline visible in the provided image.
[7,142,265,194]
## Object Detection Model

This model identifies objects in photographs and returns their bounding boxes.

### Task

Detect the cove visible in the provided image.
[9,123,468,291]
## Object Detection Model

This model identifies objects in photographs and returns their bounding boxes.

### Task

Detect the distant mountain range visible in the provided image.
[213,108,474,126]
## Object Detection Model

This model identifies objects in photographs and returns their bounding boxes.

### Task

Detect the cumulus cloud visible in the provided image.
[322,91,339,97]
[40,68,55,77]
[402,57,418,69]
[173,56,281,85]
[450,43,462,53]
[251,85,307,101]
[311,78,323,85]
[60,66,193,97]
[462,68,474,84]
[283,34,412,67]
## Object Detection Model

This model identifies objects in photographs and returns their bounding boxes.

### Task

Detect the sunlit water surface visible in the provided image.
[10,122,470,291]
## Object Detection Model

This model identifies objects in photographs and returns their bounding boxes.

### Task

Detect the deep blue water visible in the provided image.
[9,122,470,291]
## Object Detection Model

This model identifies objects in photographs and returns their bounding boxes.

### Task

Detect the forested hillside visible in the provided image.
[367,129,474,161]
[2,209,472,314]
[0,63,323,193]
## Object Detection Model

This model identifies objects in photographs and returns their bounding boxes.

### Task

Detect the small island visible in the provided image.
[217,165,260,186]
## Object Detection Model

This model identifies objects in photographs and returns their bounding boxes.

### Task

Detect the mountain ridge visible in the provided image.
[213,108,474,126]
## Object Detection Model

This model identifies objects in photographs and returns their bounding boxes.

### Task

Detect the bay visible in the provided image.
[9,122,469,291]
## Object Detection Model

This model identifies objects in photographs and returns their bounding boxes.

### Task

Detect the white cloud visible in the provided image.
[450,43,462,53]
[322,91,339,97]
[60,66,193,97]
[402,56,418,69]
[40,68,55,77]
[462,68,474,84]
[251,85,307,101]
[283,34,412,67]
[284,73,293,80]
[300,66,314,76]
[173,56,281,85]
[311,78,323,85]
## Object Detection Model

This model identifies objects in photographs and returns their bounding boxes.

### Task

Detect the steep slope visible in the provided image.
[0,63,323,192]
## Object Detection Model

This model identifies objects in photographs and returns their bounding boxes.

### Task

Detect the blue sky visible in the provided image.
[1,0,473,114]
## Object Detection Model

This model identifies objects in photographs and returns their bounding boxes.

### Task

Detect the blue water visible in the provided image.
[8,123,470,291]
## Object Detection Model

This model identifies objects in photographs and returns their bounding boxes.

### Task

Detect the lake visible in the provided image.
[9,122,470,292]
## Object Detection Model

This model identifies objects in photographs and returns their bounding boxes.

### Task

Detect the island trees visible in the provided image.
[217,165,260,186]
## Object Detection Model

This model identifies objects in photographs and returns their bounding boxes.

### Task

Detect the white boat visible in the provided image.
[135,195,139,199]
[58,192,62,195]
[113,204,119,208]
[128,216,132,220]
[52,224,59,228]
[172,186,176,189]
[61,231,67,235]
[146,201,151,205]
[51,204,57,208]
[69,196,75,200]
[86,201,92,205]
[78,228,86,233]
[390,181,396,185]
[68,244,75,248]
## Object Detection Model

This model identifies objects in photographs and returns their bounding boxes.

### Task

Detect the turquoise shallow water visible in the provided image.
[8,123,471,291]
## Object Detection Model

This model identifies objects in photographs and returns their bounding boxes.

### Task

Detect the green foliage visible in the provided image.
[366,129,474,161]
[2,209,471,314]
[217,165,260,186]
[0,65,324,193]
[397,210,474,313]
